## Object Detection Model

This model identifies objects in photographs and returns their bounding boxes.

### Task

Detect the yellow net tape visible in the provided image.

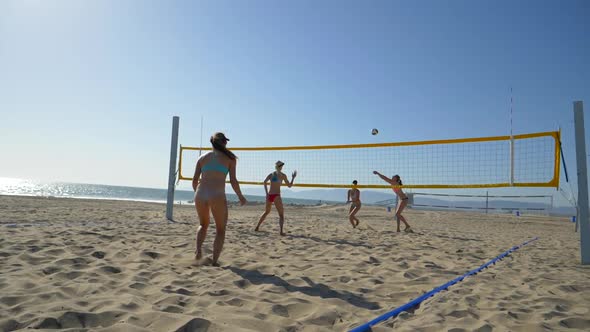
[178,131,560,189]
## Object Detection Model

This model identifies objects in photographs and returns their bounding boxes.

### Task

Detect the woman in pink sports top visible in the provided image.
[373,171,412,233]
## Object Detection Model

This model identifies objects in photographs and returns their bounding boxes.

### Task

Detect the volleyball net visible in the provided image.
[177,131,560,189]
[407,192,553,215]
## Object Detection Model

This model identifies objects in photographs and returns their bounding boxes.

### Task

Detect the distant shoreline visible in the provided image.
[0,178,575,215]
[0,193,342,207]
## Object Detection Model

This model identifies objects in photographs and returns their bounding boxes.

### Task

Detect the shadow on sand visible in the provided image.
[224,266,380,310]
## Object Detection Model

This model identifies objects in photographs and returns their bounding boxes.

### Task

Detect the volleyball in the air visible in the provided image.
[371,128,379,135]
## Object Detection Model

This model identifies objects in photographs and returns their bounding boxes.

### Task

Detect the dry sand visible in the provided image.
[0,195,589,331]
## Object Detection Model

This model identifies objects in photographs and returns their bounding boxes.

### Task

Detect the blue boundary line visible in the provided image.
[349,237,539,332]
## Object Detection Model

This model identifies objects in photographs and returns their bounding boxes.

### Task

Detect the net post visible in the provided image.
[509,136,515,186]
[178,144,184,180]
[573,101,590,264]
[575,205,580,233]
[166,116,180,221]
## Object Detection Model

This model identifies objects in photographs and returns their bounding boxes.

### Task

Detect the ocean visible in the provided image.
[0,178,326,206]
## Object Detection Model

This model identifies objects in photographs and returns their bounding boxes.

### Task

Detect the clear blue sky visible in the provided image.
[0,1,588,205]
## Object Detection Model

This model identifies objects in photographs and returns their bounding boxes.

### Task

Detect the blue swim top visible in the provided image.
[201,153,229,175]
[271,172,280,182]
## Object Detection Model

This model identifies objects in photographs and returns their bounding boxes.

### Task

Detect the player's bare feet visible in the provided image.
[194,256,212,266]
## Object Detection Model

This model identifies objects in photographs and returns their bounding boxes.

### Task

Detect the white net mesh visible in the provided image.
[410,192,552,215]
[179,131,559,189]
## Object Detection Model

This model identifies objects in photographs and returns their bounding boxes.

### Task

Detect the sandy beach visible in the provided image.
[0,195,589,331]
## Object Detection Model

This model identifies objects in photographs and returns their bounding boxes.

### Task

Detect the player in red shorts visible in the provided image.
[255,160,297,235]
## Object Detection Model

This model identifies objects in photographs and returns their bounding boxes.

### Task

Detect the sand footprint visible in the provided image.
[233,279,251,289]
[225,297,245,307]
[42,266,61,275]
[303,309,343,326]
[403,270,421,279]
[560,317,590,329]
[129,282,147,290]
[91,251,106,259]
[271,304,290,317]
[99,265,122,274]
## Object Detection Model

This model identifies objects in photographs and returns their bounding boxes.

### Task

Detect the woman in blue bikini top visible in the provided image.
[192,132,247,266]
